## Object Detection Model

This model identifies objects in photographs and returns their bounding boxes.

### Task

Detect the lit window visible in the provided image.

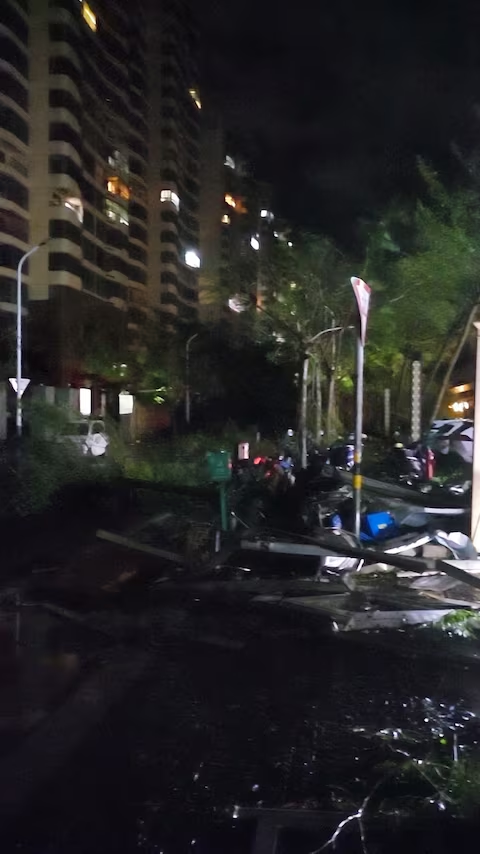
[79,388,92,416]
[185,249,200,268]
[222,214,230,224]
[225,194,236,209]
[119,392,134,415]
[224,156,235,170]
[64,196,83,223]
[290,282,297,290]
[161,189,180,210]
[260,209,274,221]
[105,198,129,225]
[82,1,97,31]
[107,176,130,200]
[188,88,202,109]
[250,236,260,251]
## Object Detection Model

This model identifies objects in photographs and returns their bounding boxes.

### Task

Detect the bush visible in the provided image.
[120,427,279,488]
[3,401,118,516]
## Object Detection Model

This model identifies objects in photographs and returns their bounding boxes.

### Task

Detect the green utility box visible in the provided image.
[206,450,232,483]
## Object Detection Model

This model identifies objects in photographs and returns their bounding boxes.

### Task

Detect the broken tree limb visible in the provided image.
[96,530,186,565]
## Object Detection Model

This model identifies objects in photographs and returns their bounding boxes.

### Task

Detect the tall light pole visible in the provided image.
[16,241,47,437]
[471,321,480,550]
[185,332,199,426]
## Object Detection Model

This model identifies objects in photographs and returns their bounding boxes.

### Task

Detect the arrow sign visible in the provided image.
[9,378,30,397]
[351,276,371,346]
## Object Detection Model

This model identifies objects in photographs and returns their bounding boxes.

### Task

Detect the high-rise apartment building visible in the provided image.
[28,0,150,384]
[0,0,30,364]
[199,121,277,315]
[0,0,200,387]
[148,0,201,330]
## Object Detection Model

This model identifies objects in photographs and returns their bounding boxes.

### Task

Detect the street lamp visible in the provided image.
[16,240,48,437]
[185,332,199,426]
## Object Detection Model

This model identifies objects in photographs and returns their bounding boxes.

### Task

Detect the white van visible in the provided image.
[61,419,109,457]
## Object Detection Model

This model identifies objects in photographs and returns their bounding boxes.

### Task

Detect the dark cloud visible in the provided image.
[198,0,480,238]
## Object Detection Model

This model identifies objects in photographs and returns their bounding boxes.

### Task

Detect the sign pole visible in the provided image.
[219,482,228,532]
[353,334,364,540]
[351,277,371,541]
[471,322,480,550]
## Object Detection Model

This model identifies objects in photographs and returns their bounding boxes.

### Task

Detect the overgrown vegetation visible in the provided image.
[0,403,278,516]
[0,402,117,516]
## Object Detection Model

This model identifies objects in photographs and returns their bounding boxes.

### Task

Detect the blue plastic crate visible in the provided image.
[361,511,398,542]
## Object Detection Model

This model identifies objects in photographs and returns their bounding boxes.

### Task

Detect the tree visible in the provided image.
[254,232,357,463]
[363,161,480,425]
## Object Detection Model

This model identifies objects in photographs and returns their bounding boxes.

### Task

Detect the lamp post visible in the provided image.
[16,241,47,437]
[185,332,199,426]
[471,321,480,550]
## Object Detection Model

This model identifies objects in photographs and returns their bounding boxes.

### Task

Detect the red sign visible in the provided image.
[351,277,371,346]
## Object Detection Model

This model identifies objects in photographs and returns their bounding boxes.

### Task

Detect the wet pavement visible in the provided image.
[4,613,480,853]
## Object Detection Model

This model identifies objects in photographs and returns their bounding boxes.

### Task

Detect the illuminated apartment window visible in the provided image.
[222,214,230,224]
[64,196,84,223]
[225,194,236,209]
[82,1,97,31]
[185,249,200,268]
[160,189,180,210]
[107,176,130,200]
[188,88,202,109]
[261,209,274,222]
[105,198,129,226]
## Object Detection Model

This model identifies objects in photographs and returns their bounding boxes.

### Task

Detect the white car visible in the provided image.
[61,419,109,457]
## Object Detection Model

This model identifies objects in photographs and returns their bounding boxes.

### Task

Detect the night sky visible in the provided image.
[198,0,480,241]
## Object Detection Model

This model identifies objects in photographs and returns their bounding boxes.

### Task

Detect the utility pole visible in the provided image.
[411,360,422,442]
[384,388,391,437]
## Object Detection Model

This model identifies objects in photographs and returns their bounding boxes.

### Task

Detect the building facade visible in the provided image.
[0,0,30,366]
[148,0,201,329]
[26,0,150,384]
[0,0,200,388]
[199,121,277,317]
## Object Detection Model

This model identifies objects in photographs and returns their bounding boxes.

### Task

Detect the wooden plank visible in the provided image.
[96,529,186,564]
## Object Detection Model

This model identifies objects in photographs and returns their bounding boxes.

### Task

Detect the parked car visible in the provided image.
[60,419,109,457]
[427,419,473,464]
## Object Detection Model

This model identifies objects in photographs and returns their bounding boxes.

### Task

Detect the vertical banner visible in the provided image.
[411,360,422,443]
[350,277,371,540]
